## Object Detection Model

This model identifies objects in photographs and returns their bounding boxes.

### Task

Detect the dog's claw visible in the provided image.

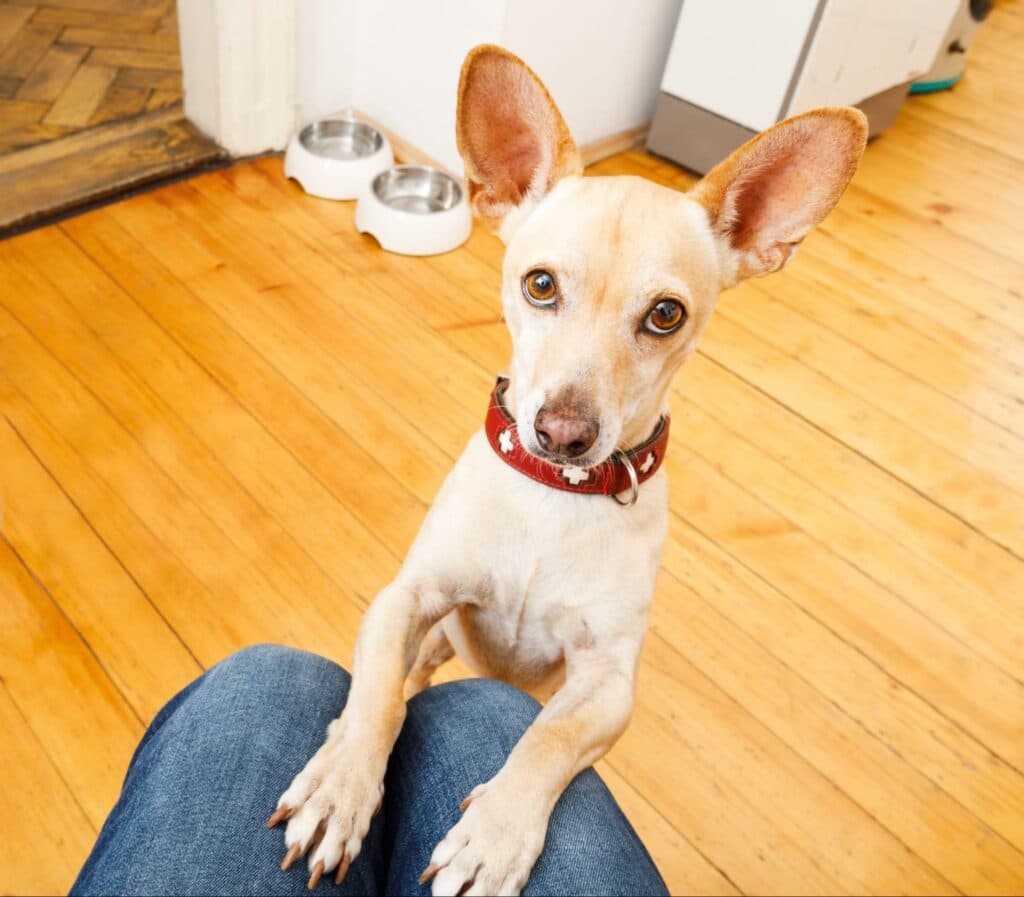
[459,795,473,813]
[307,860,325,889]
[281,843,302,872]
[419,863,439,886]
[334,854,352,886]
[267,806,291,828]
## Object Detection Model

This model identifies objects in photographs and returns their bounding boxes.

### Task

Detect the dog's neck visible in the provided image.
[618,393,673,450]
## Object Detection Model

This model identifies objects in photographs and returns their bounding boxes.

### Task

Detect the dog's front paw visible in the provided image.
[421,782,547,897]
[268,731,384,888]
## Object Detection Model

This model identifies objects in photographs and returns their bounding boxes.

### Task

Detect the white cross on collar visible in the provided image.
[498,428,514,453]
[561,465,590,485]
[639,453,655,474]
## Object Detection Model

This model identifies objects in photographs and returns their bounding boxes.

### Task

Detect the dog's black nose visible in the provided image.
[534,409,599,459]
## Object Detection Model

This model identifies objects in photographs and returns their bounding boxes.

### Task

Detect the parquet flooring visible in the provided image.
[1,2,1023,896]
[0,0,179,149]
[0,0,221,232]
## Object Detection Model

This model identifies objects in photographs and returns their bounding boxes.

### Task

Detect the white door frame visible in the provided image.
[177,0,297,155]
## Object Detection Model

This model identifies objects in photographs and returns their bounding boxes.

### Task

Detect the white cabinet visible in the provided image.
[649,0,959,173]
[660,0,822,133]
[789,0,960,113]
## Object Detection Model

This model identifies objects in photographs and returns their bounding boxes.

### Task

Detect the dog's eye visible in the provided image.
[644,299,687,335]
[523,270,558,307]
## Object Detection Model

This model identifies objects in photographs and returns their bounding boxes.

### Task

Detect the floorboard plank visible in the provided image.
[723,281,1024,482]
[106,192,455,506]
[0,241,371,653]
[86,83,146,125]
[30,5,164,31]
[59,25,177,51]
[671,393,1022,682]
[15,41,84,100]
[662,425,1024,769]
[0,109,224,230]
[678,353,1023,629]
[0,682,96,896]
[0,22,58,80]
[646,565,1024,893]
[87,46,179,71]
[11,227,399,605]
[0,291,359,671]
[0,377,201,722]
[62,209,427,559]
[658,520,1024,853]
[0,532,144,826]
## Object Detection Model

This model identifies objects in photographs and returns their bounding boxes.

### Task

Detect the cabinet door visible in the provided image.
[659,0,821,132]
[787,0,960,115]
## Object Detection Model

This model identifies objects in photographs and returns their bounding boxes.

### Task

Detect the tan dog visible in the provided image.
[269,45,867,896]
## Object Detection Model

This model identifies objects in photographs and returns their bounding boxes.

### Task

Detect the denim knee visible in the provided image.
[198,644,350,711]
[207,643,341,680]
[211,643,328,674]
[407,677,542,739]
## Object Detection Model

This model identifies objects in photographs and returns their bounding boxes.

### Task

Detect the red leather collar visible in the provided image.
[485,377,669,500]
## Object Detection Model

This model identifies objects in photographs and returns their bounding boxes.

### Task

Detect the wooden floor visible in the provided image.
[2,5,1023,895]
[0,0,181,148]
[0,0,222,232]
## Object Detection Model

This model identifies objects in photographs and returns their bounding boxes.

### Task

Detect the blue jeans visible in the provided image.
[72,645,667,897]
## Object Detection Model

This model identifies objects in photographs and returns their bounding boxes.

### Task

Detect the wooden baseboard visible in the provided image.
[580,122,651,167]
[345,108,455,176]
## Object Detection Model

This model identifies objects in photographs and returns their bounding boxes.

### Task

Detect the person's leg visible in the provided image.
[72,645,383,897]
[384,679,668,897]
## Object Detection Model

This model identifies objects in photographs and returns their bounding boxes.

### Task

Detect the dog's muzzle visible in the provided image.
[485,377,669,505]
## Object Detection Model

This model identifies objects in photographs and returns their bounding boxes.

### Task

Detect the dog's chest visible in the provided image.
[414,433,667,690]
[445,589,567,690]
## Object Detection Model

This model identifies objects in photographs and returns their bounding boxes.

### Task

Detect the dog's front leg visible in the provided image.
[423,638,638,897]
[272,580,452,886]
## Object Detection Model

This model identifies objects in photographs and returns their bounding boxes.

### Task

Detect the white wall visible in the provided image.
[351,0,505,172]
[293,0,682,172]
[184,1,683,160]
[295,0,357,125]
[502,0,682,150]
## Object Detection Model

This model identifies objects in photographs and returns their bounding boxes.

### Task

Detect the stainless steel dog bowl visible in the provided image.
[299,119,383,160]
[355,165,472,256]
[370,166,463,214]
[284,118,393,200]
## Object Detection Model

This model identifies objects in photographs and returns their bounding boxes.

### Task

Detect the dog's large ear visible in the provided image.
[456,44,581,238]
[691,108,867,287]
